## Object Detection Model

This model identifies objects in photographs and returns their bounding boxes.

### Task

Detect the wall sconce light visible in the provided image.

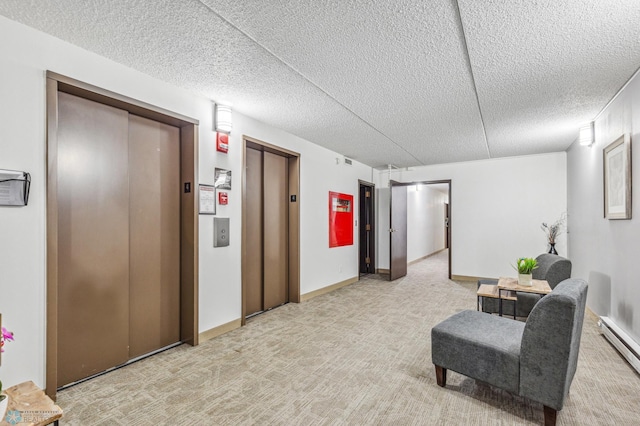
[215,104,233,134]
[579,122,594,146]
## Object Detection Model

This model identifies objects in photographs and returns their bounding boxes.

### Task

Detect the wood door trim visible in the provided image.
[244,135,300,158]
[241,137,300,326]
[45,74,199,399]
[46,71,199,126]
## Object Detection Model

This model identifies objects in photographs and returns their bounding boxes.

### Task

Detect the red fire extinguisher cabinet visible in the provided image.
[329,191,354,248]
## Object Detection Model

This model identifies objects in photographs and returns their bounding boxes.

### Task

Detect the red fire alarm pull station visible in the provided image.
[216,132,229,153]
[329,191,354,247]
[218,191,228,205]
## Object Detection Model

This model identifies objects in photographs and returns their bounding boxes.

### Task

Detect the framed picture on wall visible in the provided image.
[603,134,632,219]
[199,184,216,215]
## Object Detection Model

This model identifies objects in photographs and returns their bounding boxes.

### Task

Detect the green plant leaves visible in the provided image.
[513,257,538,274]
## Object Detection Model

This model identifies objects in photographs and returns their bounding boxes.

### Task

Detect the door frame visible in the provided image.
[241,136,300,325]
[388,179,452,279]
[358,180,376,275]
[45,72,200,398]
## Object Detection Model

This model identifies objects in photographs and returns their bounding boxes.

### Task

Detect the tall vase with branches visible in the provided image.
[541,213,566,255]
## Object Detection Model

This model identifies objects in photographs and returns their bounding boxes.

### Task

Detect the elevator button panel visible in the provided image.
[214,217,230,247]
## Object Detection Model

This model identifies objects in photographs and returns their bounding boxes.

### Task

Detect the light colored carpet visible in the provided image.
[57,250,640,425]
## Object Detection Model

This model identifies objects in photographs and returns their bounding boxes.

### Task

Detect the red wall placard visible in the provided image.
[329,191,353,248]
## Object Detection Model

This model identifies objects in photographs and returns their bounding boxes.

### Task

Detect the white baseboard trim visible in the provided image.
[198,318,242,343]
[301,276,358,302]
[599,316,640,375]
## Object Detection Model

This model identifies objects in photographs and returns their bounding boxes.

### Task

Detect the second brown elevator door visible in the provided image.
[245,148,289,317]
[128,115,181,359]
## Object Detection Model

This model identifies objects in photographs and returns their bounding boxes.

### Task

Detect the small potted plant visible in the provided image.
[514,257,538,286]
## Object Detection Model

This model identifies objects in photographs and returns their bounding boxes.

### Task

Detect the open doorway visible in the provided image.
[389,180,451,280]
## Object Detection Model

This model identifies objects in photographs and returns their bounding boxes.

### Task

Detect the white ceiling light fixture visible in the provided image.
[579,122,594,147]
[215,104,233,134]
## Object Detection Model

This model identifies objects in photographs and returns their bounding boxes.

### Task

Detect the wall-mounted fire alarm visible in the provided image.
[216,132,229,153]
[218,191,228,205]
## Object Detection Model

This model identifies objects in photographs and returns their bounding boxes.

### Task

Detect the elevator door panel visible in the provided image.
[57,92,130,387]
[128,115,181,359]
[245,147,264,316]
[263,152,289,310]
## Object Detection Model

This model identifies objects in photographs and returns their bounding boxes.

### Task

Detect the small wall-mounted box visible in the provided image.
[214,217,230,247]
[0,169,31,206]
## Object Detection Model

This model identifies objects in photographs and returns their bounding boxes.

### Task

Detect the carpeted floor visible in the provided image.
[57,250,640,425]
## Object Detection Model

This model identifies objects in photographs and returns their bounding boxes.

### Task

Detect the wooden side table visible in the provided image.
[497,277,552,318]
[477,284,517,319]
[0,381,62,426]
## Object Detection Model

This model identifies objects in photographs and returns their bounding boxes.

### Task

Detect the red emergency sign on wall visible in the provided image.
[329,191,354,248]
[216,132,229,153]
[218,191,228,205]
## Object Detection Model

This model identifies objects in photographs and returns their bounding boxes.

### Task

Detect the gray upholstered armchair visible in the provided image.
[432,279,588,425]
[478,253,572,317]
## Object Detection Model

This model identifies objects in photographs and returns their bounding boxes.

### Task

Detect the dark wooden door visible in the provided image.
[389,183,408,281]
[445,202,450,249]
[359,182,375,274]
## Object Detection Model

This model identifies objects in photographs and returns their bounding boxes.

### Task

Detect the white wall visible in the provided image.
[0,16,372,389]
[407,185,447,262]
[376,153,567,277]
[567,71,640,346]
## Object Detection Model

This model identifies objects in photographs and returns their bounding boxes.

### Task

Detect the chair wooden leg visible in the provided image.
[435,365,447,387]
[543,405,557,426]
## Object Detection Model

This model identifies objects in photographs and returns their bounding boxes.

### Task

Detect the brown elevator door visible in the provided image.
[245,147,264,316]
[128,115,181,359]
[57,94,182,388]
[263,151,289,310]
[57,92,130,386]
[244,147,289,316]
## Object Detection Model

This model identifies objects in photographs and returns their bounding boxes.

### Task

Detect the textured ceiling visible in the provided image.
[1,0,639,168]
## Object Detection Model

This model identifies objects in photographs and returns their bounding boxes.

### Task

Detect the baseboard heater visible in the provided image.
[598,316,640,374]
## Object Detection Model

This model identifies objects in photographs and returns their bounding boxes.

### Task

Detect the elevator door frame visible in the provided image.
[241,136,300,325]
[45,72,200,399]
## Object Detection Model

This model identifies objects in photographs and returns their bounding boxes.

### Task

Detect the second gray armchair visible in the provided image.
[477,253,572,317]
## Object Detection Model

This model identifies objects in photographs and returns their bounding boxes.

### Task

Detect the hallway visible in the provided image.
[56,250,638,425]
